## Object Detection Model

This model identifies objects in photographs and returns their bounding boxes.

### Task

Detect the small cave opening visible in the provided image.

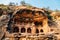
[13,27,19,33]
[40,29,43,32]
[27,28,31,33]
[36,29,39,33]
[34,21,43,26]
[21,27,26,33]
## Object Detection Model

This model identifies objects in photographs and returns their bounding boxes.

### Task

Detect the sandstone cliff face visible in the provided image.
[0,6,60,40]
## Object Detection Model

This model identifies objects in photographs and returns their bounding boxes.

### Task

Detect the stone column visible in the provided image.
[43,18,49,34]
[32,26,36,35]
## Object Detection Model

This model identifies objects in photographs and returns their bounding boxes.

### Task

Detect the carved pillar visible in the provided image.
[43,18,49,34]
[32,26,36,35]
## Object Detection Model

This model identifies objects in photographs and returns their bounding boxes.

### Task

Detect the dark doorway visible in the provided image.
[36,29,39,33]
[21,27,26,33]
[34,21,43,26]
[27,28,31,33]
[13,27,19,33]
[40,29,43,32]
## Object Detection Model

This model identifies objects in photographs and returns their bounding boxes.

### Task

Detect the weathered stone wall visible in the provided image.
[1,7,60,40]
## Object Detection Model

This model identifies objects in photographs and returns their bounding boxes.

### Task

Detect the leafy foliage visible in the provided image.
[9,2,15,6]
[20,1,32,8]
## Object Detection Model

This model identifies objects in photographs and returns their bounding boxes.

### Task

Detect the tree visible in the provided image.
[9,2,15,6]
[16,3,18,6]
[20,1,26,6]
[20,1,32,8]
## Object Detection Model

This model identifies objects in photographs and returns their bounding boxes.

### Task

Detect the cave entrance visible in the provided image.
[13,27,19,33]
[27,28,31,33]
[36,29,39,33]
[40,29,43,32]
[21,27,26,33]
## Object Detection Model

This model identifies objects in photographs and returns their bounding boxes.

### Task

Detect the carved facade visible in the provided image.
[2,6,60,40]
